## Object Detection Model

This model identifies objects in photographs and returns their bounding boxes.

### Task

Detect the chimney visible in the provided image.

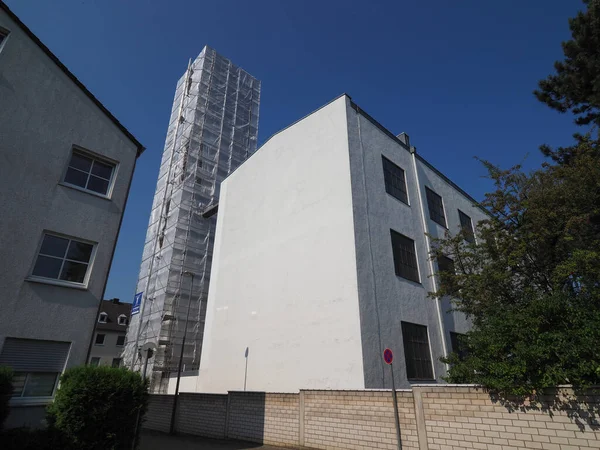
[396,132,410,148]
[111,298,120,304]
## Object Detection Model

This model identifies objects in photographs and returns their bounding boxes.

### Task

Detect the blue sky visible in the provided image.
[8,0,584,303]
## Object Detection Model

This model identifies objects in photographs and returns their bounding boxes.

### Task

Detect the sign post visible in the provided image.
[132,292,143,316]
[384,348,402,450]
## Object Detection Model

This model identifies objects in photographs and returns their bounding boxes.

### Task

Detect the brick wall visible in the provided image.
[303,390,418,450]
[175,393,228,438]
[143,395,174,433]
[419,385,600,450]
[227,392,299,446]
[143,386,600,449]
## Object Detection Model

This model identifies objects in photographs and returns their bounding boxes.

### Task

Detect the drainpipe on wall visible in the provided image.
[410,148,450,374]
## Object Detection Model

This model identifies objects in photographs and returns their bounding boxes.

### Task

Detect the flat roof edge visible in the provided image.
[348,98,488,215]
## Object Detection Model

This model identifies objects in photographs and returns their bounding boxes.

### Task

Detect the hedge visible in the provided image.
[0,366,12,430]
[47,366,148,450]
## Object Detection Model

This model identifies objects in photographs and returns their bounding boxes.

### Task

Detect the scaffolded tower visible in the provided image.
[123,46,260,392]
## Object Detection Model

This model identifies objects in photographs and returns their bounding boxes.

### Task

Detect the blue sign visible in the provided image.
[132,292,143,315]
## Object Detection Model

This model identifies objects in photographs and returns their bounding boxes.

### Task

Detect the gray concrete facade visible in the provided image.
[0,3,142,426]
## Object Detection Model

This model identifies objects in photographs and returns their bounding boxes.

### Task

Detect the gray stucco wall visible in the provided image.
[0,6,137,388]
[346,100,487,389]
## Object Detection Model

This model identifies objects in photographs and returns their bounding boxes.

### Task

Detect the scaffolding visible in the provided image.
[122,46,261,393]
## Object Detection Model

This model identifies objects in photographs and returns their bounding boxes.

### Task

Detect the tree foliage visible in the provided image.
[431,137,600,396]
[534,0,600,126]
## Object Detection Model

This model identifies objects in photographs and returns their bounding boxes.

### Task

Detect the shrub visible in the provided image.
[47,366,148,450]
[0,427,73,450]
[0,366,13,430]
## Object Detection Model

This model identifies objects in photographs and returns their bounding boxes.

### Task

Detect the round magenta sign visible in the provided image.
[383,348,393,365]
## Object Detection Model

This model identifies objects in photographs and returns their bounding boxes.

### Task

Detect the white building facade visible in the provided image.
[0,3,143,427]
[195,94,487,393]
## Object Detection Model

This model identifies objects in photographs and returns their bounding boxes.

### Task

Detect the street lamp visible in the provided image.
[169,270,195,435]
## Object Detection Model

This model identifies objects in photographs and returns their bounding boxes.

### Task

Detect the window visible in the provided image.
[425,187,446,228]
[116,335,125,347]
[0,29,7,47]
[450,332,468,360]
[98,312,107,323]
[0,338,69,399]
[31,234,94,284]
[95,334,105,345]
[382,156,408,204]
[112,358,121,368]
[11,373,59,398]
[90,357,100,367]
[437,255,456,293]
[117,315,128,326]
[458,210,475,243]
[390,230,420,283]
[401,322,434,380]
[63,149,115,196]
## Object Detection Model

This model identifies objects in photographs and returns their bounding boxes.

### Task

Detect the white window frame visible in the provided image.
[11,372,61,402]
[117,314,128,326]
[116,335,126,347]
[98,312,108,323]
[60,146,119,199]
[27,231,97,289]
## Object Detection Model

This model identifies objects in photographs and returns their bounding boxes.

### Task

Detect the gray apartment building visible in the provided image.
[195,94,487,393]
[0,2,143,427]
[123,46,260,393]
[89,299,132,368]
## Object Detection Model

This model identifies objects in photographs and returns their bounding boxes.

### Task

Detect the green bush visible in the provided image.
[47,366,148,450]
[0,427,73,450]
[0,366,13,430]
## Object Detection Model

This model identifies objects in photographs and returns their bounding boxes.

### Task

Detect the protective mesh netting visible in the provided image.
[122,46,260,393]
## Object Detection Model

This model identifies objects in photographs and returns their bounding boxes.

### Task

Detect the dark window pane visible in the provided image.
[64,167,89,188]
[426,187,446,228]
[458,210,475,243]
[0,32,7,46]
[437,255,456,293]
[90,358,100,367]
[23,373,57,397]
[402,322,434,380]
[87,176,109,195]
[95,334,105,345]
[450,332,468,360]
[390,230,420,283]
[116,336,125,346]
[11,373,26,397]
[59,261,88,283]
[32,256,63,279]
[39,235,69,258]
[112,358,121,368]
[382,156,408,204]
[66,241,93,263]
[91,160,113,180]
[69,152,93,172]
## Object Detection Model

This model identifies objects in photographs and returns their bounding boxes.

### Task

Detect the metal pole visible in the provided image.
[390,363,402,450]
[169,272,194,435]
[243,347,249,391]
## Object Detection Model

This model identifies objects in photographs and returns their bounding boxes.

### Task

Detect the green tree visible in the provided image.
[431,137,600,396]
[534,0,600,126]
